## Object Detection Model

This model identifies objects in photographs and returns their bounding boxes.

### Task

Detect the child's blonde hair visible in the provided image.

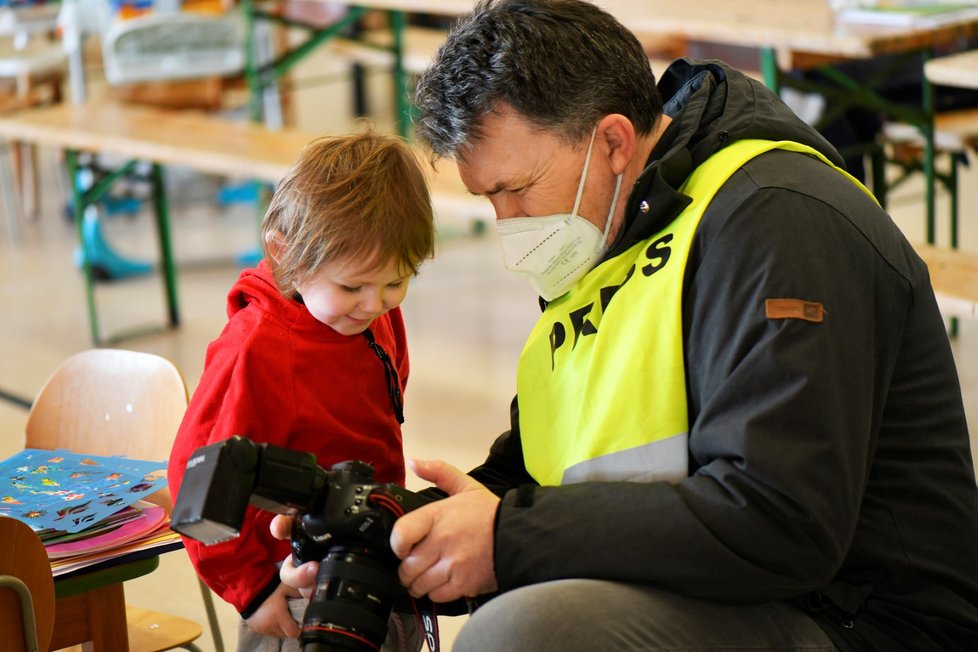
[260,129,435,295]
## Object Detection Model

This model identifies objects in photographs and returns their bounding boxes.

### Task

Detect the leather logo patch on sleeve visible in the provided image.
[765,298,825,323]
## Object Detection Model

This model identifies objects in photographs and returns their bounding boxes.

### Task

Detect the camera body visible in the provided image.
[171,435,431,651]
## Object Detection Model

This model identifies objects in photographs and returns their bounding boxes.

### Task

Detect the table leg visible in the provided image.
[0,138,23,244]
[921,48,936,245]
[760,47,780,93]
[49,582,130,651]
[389,9,411,139]
[65,149,101,344]
[150,163,179,328]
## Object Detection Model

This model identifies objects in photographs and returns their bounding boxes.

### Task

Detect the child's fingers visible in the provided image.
[270,513,294,540]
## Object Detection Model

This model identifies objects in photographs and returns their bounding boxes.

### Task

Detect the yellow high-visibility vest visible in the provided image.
[518,139,871,486]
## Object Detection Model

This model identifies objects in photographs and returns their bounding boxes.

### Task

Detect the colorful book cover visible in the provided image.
[0,448,167,533]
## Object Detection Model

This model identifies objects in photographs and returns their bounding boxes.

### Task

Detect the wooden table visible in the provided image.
[602,0,978,246]
[916,244,978,321]
[603,0,978,63]
[0,101,320,343]
[925,49,978,89]
[0,101,319,183]
[0,100,485,343]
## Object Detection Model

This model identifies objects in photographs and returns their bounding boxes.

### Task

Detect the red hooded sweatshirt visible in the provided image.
[168,260,408,616]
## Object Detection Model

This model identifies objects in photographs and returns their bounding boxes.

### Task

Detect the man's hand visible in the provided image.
[244,579,302,639]
[270,514,318,598]
[390,459,500,603]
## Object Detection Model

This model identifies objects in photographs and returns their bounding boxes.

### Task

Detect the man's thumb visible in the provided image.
[409,458,470,495]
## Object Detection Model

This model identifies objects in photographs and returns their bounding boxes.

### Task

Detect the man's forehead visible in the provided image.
[456,115,562,193]
[456,145,535,196]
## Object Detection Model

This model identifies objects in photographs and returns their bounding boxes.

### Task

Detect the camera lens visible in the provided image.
[301,546,403,652]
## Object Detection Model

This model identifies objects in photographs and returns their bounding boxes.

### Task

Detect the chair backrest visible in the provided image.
[0,516,55,652]
[100,10,245,85]
[24,348,189,511]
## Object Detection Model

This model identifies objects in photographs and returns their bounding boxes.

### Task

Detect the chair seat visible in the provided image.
[126,605,203,652]
[883,107,978,153]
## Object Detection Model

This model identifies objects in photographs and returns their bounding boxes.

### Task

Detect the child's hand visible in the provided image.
[270,514,319,598]
[244,580,303,639]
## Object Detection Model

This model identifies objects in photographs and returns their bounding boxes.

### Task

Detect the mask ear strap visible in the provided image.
[571,126,598,216]
[603,173,624,239]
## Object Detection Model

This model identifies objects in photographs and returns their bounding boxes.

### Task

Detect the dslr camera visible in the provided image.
[171,435,433,652]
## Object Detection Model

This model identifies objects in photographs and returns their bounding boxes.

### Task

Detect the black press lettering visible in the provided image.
[642,233,673,276]
[569,303,598,349]
[549,322,566,370]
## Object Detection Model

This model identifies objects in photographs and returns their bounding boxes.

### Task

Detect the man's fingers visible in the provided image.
[409,458,474,496]
[390,502,437,559]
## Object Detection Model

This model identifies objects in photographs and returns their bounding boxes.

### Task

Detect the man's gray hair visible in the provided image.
[414,0,662,159]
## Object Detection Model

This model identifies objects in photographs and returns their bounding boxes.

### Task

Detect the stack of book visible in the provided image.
[0,448,181,577]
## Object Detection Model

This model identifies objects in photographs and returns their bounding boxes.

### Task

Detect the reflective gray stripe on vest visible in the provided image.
[560,433,688,484]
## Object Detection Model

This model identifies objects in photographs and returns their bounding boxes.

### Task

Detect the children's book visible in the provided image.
[50,522,182,578]
[0,448,168,534]
[45,502,168,559]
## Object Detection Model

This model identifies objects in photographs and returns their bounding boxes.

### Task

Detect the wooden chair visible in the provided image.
[0,516,55,652]
[24,348,224,652]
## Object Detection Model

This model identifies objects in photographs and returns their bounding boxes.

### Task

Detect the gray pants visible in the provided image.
[453,580,838,652]
[236,597,422,652]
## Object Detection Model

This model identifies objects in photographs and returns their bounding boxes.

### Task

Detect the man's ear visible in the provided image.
[264,230,287,264]
[597,114,636,176]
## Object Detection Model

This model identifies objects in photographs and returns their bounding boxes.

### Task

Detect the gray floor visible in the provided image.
[0,57,976,650]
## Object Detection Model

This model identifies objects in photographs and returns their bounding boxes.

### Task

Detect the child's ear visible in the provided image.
[264,230,287,264]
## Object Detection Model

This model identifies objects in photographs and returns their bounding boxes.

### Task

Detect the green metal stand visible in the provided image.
[760,47,961,336]
[242,2,413,137]
[65,151,179,345]
[760,47,940,245]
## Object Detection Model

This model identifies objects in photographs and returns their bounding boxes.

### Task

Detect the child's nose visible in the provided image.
[360,289,385,313]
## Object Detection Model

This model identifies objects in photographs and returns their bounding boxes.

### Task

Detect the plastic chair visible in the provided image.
[24,348,225,652]
[0,516,55,652]
[101,9,244,86]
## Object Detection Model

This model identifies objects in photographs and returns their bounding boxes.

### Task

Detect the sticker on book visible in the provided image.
[0,448,167,534]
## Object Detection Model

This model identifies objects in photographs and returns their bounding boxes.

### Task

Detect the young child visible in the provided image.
[168,130,435,651]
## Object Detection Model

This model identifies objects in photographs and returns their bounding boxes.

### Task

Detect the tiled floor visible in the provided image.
[1,55,976,651]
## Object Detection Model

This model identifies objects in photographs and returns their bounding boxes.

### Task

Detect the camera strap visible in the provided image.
[411,596,441,652]
[362,328,405,424]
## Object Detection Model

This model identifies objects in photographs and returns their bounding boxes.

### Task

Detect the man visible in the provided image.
[279,1,978,649]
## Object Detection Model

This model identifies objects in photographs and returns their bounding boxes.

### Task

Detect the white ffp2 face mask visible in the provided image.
[495,127,624,301]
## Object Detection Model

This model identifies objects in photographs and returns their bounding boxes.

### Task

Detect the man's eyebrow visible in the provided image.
[478,175,530,197]
[482,182,508,197]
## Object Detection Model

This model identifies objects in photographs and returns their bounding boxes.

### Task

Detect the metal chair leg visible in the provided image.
[198,578,225,652]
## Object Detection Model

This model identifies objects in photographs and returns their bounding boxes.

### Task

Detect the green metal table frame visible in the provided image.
[241,2,413,137]
[759,46,942,246]
[760,46,963,335]
[66,150,179,345]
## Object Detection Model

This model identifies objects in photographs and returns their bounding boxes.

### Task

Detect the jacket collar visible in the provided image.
[604,58,845,261]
